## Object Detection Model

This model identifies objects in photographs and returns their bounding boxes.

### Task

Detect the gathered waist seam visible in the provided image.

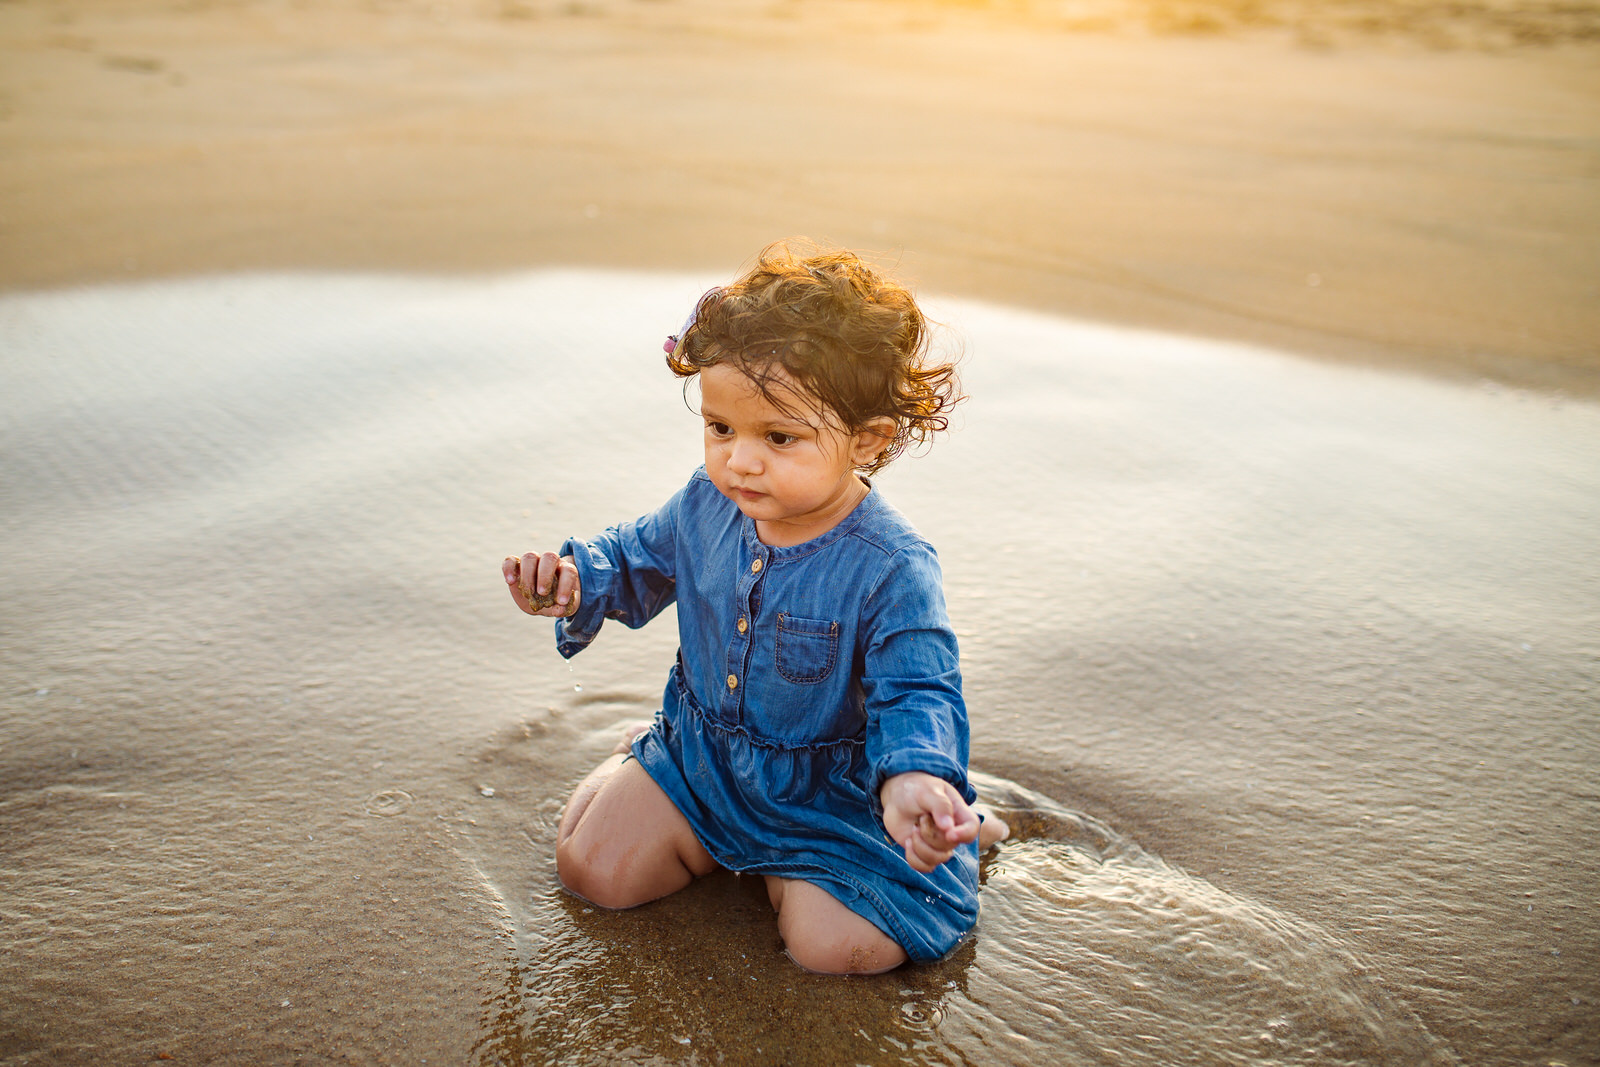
[670,666,864,754]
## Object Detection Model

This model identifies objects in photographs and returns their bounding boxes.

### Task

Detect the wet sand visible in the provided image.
[2,2,1599,1065]
[5,271,1596,1064]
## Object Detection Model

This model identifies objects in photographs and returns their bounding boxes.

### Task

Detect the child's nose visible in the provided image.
[728,436,761,474]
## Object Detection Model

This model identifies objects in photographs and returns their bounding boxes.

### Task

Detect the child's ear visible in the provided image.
[852,418,897,466]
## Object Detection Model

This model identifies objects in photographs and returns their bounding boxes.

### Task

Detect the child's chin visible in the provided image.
[719,488,770,516]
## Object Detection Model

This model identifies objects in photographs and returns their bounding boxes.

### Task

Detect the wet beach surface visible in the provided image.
[4,0,1599,1061]
[3,273,1596,1064]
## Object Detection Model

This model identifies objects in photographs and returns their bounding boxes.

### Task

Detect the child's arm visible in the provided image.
[879,771,980,874]
[506,474,701,656]
[859,541,978,872]
[503,551,581,617]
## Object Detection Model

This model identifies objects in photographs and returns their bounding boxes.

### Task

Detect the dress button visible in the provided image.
[727,674,738,690]
[737,617,748,634]
[750,558,762,574]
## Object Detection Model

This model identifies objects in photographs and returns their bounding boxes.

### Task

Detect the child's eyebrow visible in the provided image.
[699,405,814,433]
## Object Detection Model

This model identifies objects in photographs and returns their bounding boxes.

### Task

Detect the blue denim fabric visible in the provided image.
[556,468,979,961]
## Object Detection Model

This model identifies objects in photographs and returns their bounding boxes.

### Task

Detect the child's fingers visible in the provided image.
[939,811,977,847]
[908,821,951,864]
[516,551,556,598]
[914,814,962,854]
[504,556,536,615]
[879,772,982,865]
[902,829,933,873]
[917,780,958,833]
[913,786,969,845]
[942,787,980,845]
[903,827,954,873]
[534,551,564,596]
[511,551,539,597]
[553,559,580,612]
[504,553,578,617]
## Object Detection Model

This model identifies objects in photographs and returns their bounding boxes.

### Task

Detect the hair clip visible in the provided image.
[663,287,723,355]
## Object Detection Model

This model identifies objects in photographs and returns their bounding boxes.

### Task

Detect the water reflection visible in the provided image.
[10,273,1590,1064]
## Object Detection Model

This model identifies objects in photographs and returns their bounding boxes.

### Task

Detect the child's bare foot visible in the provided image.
[975,804,1010,850]
[611,720,654,755]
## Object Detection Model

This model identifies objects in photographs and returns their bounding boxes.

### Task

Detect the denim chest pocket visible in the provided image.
[774,613,840,685]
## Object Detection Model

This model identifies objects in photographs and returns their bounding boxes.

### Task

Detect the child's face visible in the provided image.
[699,362,889,546]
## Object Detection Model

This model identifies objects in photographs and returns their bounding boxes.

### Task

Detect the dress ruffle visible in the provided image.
[633,666,979,963]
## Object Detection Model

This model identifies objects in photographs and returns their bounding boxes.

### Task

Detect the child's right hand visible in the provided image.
[879,771,980,874]
[503,551,581,618]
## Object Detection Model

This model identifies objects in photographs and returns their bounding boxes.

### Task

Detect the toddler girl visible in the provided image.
[504,242,1004,974]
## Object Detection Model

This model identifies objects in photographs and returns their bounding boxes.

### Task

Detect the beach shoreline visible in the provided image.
[4,4,1599,1064]
[2,0,1597,395]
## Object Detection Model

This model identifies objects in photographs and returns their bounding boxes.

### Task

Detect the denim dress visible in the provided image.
[555,468,979,961]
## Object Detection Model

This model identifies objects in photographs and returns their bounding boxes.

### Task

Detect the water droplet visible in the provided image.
[574,683,583,692]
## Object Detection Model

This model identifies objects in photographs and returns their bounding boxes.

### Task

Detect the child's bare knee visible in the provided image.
[555,840,633,910]
[783,930,907,975]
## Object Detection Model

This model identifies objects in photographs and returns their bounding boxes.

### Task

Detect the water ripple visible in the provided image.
[468,767,1452,1066]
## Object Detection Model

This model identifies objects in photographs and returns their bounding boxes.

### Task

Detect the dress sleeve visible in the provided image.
[554,483,684,658]
[859,543,975,805]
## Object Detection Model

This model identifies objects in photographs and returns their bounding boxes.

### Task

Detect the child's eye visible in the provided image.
[707,421,732,437]
[766,431,795,447]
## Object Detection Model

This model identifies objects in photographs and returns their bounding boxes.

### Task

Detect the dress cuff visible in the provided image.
[553,535,606,658]
[870,750,976,820]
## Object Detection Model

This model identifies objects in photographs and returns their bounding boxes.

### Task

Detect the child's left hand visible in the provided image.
[879,772,980,874]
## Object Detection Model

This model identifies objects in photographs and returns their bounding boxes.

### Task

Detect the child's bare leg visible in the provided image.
[610,720,654,756]
[557,756,717,909]
[764,876,908,975]
[556,752,628,846]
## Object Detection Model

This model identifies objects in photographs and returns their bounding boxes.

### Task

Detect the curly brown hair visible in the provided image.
[666,241,962,473]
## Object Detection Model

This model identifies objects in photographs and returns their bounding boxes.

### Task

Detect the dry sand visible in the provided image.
[1,0,1598,393]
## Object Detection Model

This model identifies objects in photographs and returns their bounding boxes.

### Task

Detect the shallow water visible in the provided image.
[2,272,1595,1065]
